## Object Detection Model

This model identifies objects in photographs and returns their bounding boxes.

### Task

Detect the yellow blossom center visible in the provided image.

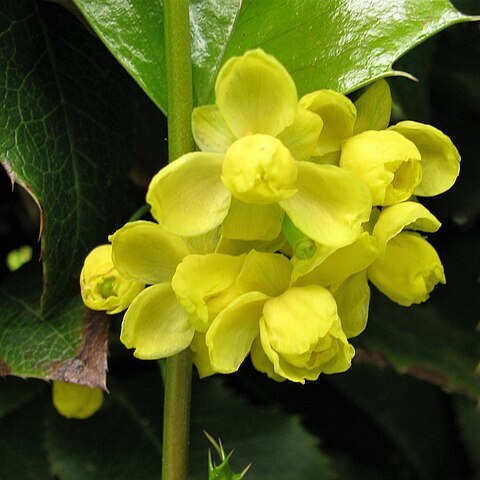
[221,134,298,204]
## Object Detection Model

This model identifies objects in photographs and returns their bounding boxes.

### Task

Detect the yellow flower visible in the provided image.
[259,286,354,383]
[301,79,460,201]
[146,49,372,249]
[52,381,103,419]
[369,232,445,306]
[109,221,290,363]
[368,201,446,306]
[80,244,144,314]
[205,254,354,383]
[109,220,195,359]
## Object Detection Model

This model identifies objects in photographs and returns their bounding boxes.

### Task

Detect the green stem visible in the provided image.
[164,0,195,161]
[162,350,192,480]
[162,1,194,480]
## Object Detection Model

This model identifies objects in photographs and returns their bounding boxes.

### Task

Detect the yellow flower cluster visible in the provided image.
[80,49,459,384]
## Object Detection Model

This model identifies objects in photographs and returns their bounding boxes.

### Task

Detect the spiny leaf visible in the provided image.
[0,0,134,310]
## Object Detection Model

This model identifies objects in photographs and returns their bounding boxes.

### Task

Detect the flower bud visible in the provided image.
[340,130,422,205]
[368,232,446,306]
[80,244,144,314]
[221,134,297,204]
[52,381,103,419]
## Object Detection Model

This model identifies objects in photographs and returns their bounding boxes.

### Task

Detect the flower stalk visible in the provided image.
[162,1,194,479]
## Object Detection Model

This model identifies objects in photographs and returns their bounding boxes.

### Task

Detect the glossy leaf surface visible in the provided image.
[72,0,473,113]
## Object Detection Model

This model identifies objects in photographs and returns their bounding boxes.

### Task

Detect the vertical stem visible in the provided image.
[164,0,195,161]
[162,1,194,480]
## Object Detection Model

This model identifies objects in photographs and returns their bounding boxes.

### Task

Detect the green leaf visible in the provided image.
[45,371,332,480]
[357,289,480,400]
[329,364,465,479]
[0,266,109,386]
[0,0,134,311]
[46,397,163,480]
[189,378,331,480]
[454,397,480,477]
[73,0,473,113]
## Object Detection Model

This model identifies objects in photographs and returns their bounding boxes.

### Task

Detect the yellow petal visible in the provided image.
[295,231,379,287]
[216,49,298,137]
[299,89,356,164]
[340,130,422,205]
[353,79,392,134]
[206,292,268,373]
[171,253,246,332]
[250,336,285,382]
[220,199,284,241]
[280,162,372,247]
[120,283,194,359]
[191,105,236,152]
[277,107,324,162]
[372,201,441,247]
[291,243,338,281]
[332,271,370,338]
[215,235,287,256]
[147,152,231,237]
[390,121,460,197]
[182,228,221,255]
[262,286,338,355]
[190,333,217,378]
[110,221,189,284]
[52,382,103,419]
[236,250,292,297]
[368,232,446,306]
[321,339,355,375]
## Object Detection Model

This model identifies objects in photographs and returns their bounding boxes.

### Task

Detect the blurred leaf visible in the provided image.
[0,0,135,311]
[0,399,53,480]
[454,397,480,478]
[0,377,45,418]
[189,377,332,480]
[329,364,465,479]
[0,267,109,387]
[357,289,480,400]
[71,0,473,113]
[46,397,163,480]
[45,370,332,480]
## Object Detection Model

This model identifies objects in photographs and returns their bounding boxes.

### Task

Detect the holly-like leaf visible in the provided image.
[0,0,151,382]
[0,266,109,387]
[72,0,474,113]
[0,0,135,311]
